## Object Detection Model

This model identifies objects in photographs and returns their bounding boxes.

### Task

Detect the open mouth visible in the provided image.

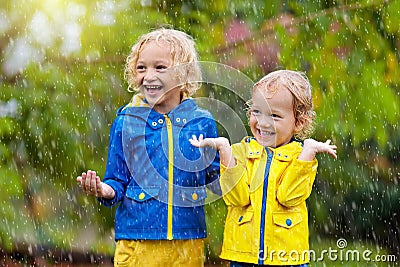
[143,85,163,95]
[258,129,274,137]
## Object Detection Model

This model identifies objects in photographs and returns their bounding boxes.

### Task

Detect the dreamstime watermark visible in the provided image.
[258,238,397,263]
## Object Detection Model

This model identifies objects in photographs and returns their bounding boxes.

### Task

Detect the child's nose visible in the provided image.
[144,68,157,81]
[257,115,273,127]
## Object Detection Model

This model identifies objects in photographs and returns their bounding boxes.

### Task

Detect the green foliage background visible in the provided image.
[0,0,399,265]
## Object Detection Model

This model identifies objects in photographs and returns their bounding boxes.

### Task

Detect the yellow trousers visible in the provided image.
[113,239,204,267]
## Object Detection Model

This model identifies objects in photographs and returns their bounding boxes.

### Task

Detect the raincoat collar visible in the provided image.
[116,93,197,119]
[242,137,303,159]
[123,93,189,108]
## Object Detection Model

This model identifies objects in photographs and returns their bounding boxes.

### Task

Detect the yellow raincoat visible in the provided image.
[219,137,318,265]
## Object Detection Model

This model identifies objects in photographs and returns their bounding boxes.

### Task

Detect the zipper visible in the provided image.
[164,115,174,240]
[258,148,273,264]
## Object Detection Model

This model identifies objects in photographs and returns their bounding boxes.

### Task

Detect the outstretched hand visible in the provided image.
[76,170,115,199]
[189,134,218,150]
[299,139,337,161]
[189,135,236,167]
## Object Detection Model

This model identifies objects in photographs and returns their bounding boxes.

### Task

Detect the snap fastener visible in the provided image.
[278,153,282,156]
[182,118,186,123]
[138,192,146,200]
[176,118,181,122]
[256,151,260,154]
[286,219,292,226]
[152,122,157,126]
[192,193,198,201]
[158,118,163,124]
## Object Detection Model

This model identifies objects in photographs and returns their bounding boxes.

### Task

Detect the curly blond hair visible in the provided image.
[251,70,316,140]
[124,28,201,97]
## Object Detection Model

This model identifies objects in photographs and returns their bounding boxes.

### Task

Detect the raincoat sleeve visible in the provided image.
[219,143,250,207]
[98,116,130,207]
[276,157,318,207]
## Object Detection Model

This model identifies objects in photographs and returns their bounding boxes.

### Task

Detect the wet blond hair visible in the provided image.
[124,28,201,97]
[251,70,316,140]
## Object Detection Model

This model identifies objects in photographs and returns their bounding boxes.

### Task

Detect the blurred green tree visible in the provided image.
[0,0,399,264]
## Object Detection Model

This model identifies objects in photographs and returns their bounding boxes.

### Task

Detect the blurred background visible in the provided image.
[0,0,399,266]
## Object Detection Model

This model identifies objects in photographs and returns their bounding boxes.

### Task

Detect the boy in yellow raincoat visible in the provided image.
[190,70,337,266]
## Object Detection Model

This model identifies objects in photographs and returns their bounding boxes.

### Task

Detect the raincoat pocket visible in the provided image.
[272,211,302,229]
[223,207,255,253]
[271,211,308,255]
[126,186,160,202]
[236,209,253,225]
[123,187,163,229]
[174,187,207,207]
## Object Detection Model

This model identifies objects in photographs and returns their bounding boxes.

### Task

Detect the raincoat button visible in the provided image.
[138,192,145,200]
[158,119,163,124]
[286,219,292,226]
[182,118,187,124]
[176,118,181,122]
[192,193,198,201]
[152,122,157,126]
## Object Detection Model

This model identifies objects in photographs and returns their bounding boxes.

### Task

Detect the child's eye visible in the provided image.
[156,65,168,71]
[250,109,260,115]
[136,65,145,72]
[271,114,282,119]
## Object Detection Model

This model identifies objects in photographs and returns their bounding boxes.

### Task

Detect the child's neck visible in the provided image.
[152,95,183,114]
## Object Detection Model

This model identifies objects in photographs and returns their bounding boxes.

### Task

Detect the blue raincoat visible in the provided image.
[99,95,220,241]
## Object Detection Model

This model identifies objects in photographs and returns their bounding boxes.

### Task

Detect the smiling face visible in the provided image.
[249,86,298,148]
[135,41,182,114]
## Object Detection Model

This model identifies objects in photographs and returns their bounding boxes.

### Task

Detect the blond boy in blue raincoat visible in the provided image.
[77,28,220,267]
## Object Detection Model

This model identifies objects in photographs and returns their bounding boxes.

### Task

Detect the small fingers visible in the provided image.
[189,136,199,147]
[84,171,91,191]
[95,176,102,197]
[80,172,88,191]
[189,134,205,147]
[82,170,95,195]
[189,135,219,150]
[77,171,88,184]
[77,170,104,196]
[190,134,204,141]
[328,146,337,159]
[89,171,97,193]
[314,140,338,159]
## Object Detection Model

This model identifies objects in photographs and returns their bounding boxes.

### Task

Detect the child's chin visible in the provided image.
[145,95,163,106]
[255,138,272,147]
